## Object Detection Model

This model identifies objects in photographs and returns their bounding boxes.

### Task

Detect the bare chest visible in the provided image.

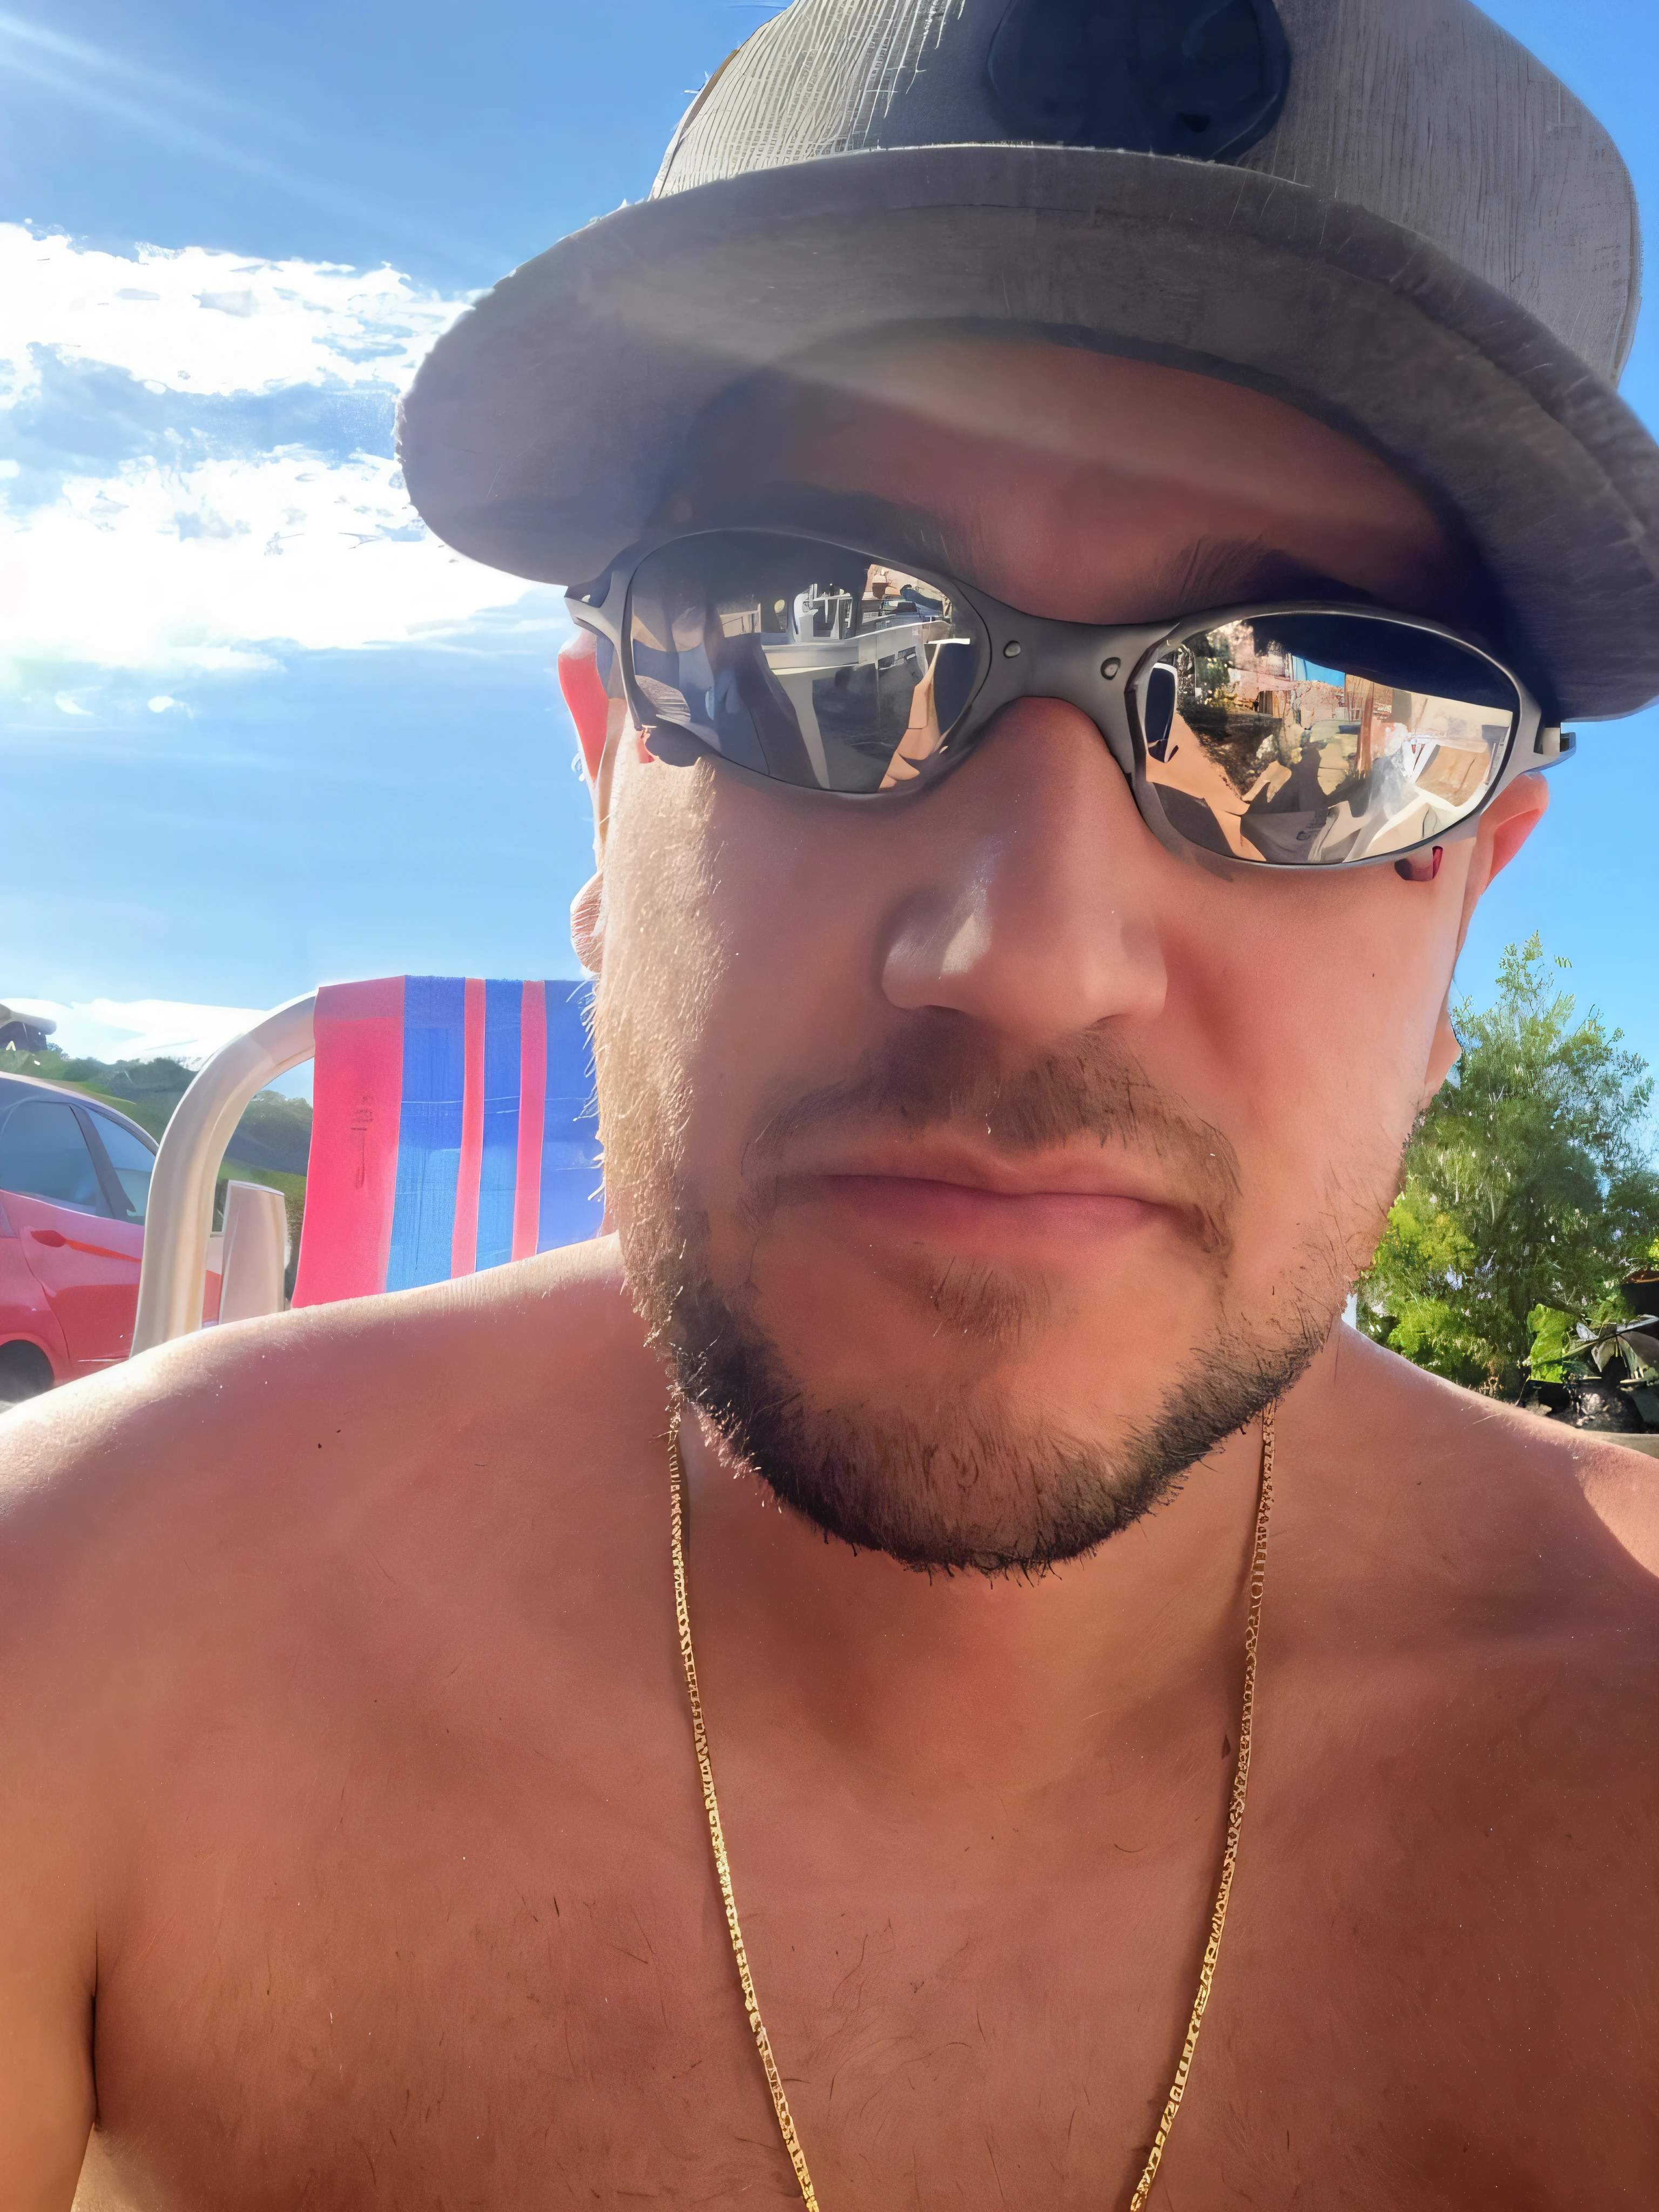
[80,1697,1622,2212]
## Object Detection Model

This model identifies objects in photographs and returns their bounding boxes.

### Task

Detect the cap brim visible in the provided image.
[399,144,1659,720]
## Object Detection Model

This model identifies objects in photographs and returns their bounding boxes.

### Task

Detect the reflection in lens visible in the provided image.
[628,533,985,793]
[1142,613,1519,864]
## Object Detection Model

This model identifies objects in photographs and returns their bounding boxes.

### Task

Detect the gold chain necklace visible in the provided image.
[667,1402,1275,2212]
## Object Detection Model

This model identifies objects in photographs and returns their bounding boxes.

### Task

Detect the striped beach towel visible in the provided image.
[291,976,601,1308]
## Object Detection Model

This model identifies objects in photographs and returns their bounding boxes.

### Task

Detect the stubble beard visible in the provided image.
[604,1014,1358,1576]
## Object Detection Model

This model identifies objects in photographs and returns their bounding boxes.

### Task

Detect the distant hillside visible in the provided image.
[0,1046,312,1174]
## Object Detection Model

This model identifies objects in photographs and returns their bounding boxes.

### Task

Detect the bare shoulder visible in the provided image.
[1309,1330,1657,1826]
[1269,1338,1658,2184]
[1299,1331,1657,1806]
[1569,1430,1659,1575]
[0,1237,662,1690]
[0,1243,667,2207]
[1326,1323,1659,1596]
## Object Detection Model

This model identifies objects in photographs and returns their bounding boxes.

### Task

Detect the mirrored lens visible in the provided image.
[627,533,987,794]
[1141,612,1519,865]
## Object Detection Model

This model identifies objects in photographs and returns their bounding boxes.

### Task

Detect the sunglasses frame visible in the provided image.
[566,527,1574,873]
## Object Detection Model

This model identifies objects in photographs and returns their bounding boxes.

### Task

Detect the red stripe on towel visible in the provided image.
[291,975,405,1306]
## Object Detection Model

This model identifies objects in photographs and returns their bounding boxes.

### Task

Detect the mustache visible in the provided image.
[743,1018,1242,1254]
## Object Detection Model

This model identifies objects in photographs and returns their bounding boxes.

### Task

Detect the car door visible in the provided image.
[81,1105,164,1353]
[0,1098,143,1372]
[0,1184,69,1384]
[83,1105,156,1229]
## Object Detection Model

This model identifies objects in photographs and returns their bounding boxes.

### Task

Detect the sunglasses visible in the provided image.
[567,529,1574,871]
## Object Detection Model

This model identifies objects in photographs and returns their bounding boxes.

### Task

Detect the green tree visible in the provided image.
[1359,936,1659,1393]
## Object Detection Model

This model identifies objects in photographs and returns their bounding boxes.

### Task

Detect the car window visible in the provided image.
[89,1110,157,1223]
[0,1101,108,1213]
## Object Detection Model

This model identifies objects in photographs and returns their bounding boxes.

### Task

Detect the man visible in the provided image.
[5,1,1657,2205]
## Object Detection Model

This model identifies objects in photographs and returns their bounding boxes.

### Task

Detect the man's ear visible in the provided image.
[1461,770,1550,910]
[1421,987,1462,1101]
[559,627,610,785]
[561,629,617,975]
[1419,772,1550,1107]
[559,625,632,865]
[570,872,604,976]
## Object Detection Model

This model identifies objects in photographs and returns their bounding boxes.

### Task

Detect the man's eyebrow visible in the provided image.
[672,493,1440,626]
[1128,535,1377,619]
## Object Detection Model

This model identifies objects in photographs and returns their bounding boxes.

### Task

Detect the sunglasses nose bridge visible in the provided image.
[976,612,1145,784]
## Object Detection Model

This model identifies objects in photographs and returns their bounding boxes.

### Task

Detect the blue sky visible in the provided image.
[2,0,1655,1101]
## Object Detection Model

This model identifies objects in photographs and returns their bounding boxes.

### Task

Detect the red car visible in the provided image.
[0,1071,160,1406]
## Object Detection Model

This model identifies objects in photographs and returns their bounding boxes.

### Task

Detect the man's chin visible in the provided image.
[663,1273,1326,1575]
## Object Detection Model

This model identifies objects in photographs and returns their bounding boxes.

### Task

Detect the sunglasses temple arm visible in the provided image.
[1526,723,1575,766]
[564,565,630,655]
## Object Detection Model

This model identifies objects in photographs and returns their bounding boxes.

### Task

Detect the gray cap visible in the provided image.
[400,0,1658,719]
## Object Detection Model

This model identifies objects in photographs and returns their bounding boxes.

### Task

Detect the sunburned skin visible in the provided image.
[0,338,1653,2212]
[591,335,1529,1559]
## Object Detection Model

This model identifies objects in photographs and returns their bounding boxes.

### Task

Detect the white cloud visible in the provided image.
[0,222,459,402]
[147,694,186,713]
[0,225,559,680]
[1,446,553,677]
[52,690,92,714]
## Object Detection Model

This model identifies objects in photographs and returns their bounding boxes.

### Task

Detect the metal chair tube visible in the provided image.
[131,994,318,1357]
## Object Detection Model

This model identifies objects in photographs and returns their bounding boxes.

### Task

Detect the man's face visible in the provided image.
[587,335,1522,1570]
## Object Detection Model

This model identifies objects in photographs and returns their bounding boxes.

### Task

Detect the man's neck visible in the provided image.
[672,1357,1330,1802]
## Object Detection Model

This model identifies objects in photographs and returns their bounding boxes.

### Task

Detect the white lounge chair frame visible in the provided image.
[132,993,318,1357]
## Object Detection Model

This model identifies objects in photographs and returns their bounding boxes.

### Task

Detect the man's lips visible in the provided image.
[767,1141,1182,1244]
[819,1174,1164,1242]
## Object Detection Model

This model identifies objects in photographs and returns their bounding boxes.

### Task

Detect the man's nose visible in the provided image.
[877,699,1169,1043]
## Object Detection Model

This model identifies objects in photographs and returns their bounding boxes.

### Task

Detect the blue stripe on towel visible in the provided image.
[386,975,465,1293]
[476,979,523,1272]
